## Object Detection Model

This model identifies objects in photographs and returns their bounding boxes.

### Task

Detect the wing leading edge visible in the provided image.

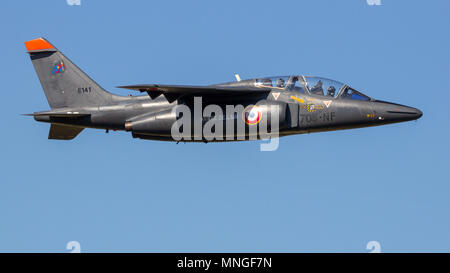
[117,84,271,102]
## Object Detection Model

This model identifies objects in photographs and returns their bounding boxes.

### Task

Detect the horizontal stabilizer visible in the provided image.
[24,111,90,118]
[48,124,84,140]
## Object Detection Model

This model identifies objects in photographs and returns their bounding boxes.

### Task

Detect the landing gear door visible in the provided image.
[286,103,299,128]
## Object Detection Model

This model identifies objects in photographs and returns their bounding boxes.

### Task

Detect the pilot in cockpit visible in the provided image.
[310,80,324,95]
[276,78,285,88]
[326,86,336,97]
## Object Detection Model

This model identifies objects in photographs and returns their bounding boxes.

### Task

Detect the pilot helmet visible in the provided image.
[327,86,336,96]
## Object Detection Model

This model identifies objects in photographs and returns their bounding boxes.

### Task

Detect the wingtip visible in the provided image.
[24,37,55,52]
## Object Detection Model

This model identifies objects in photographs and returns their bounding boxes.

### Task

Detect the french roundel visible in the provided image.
[243,105,262,125]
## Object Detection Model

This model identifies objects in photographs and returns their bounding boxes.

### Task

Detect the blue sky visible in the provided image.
[0,0,449,252]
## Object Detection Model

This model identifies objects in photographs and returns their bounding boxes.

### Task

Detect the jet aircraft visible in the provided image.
[25,38,422,141]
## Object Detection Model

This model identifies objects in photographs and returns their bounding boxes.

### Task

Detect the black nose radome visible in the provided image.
[413,108,423,119]
[372,100,423,122]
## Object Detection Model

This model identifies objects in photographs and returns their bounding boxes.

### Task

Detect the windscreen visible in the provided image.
[339,87,371,101]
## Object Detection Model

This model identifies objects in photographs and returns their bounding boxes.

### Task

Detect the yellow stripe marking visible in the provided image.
[290,96,305,104]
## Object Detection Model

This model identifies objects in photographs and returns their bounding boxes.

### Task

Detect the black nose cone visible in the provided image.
[373,100,423,122]
[413,108,423,120]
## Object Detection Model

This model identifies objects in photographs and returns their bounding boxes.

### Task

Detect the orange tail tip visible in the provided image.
[24,38,54,52]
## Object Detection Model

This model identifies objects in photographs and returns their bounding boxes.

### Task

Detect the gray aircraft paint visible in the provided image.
[25,38,422,141]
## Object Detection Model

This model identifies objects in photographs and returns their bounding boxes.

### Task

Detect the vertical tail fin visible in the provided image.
[25,38,114,109]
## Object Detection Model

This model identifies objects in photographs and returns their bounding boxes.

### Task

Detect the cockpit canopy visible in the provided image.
[254,75,371,101]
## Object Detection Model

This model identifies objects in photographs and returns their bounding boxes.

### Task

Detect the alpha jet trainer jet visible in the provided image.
[25,38,422,141]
